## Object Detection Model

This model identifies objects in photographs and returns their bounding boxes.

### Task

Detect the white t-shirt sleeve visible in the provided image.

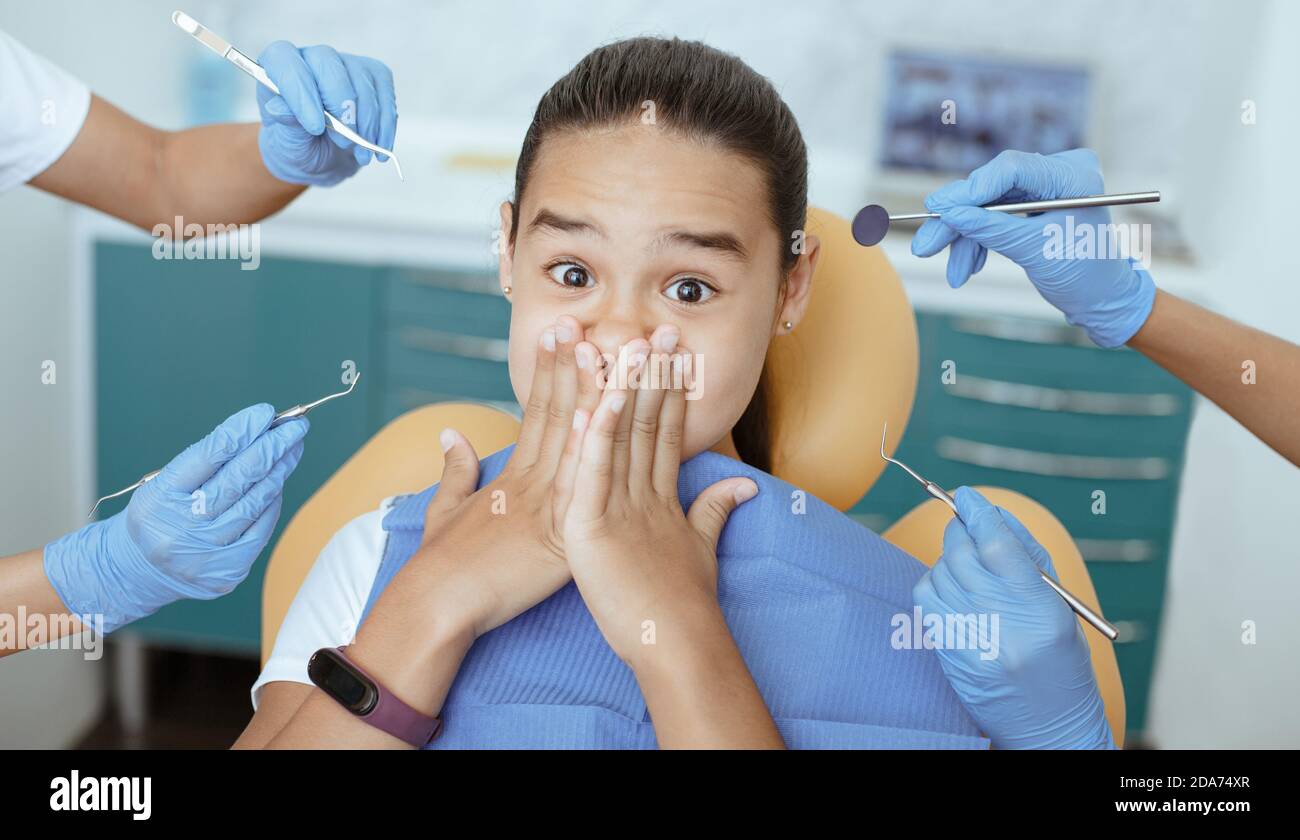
[0,28,92,192]
[250,497,396,710]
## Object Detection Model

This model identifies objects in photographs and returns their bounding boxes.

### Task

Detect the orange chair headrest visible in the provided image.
[764,207,919,510]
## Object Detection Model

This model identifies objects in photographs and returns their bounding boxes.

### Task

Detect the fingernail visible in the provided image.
[630,352,647,369]
[734,481,758,503]
[572,409,588,430]
[575,345,589,370]
[660,327,680,352]
[555,323,572,343]
[542,328,556,351]
[439,428,456,452]
[609,393,627,414]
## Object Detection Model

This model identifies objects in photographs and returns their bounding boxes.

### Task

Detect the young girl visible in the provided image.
[236,36,991,749]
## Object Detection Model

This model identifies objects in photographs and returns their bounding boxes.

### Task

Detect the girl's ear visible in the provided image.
[498,200,516,296]
[776,233,819,334]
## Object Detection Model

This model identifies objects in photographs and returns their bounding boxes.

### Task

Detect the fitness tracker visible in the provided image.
[307,646,441,747]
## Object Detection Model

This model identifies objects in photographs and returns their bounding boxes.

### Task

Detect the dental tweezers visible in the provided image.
[87,374,360,519]
[880,424,1120,641]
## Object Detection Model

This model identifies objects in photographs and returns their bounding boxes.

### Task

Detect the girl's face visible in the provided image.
[498,122,817,462]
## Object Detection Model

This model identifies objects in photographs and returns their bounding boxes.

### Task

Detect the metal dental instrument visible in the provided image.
[879,424,1120,641]
[851,191,1161,247]
[87,374,361,520]
[171,11,404,181]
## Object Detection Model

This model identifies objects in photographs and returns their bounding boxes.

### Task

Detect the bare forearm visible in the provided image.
[258,558,475,749]
[0,548,85,658]
[29,95,303,231]
[632,601,784,749]
[154,120,304,226]
[1128,289,1300,466]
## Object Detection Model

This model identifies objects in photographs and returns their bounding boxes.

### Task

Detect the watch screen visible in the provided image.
[308,651,375,713]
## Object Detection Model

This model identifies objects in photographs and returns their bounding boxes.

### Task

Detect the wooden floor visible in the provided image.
[74,645,261,749]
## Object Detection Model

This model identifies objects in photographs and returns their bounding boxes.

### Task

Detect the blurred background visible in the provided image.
[1,0,1296,748]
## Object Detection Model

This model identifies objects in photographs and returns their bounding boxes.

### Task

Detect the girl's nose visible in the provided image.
[581,307,656,361]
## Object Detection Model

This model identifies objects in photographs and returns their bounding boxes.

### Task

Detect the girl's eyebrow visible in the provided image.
[527,206,748,262]
[527,208,605,238]
[650,229,749,262]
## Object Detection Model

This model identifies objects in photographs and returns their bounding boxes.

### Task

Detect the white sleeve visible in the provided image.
[0,28,92,192]
[250,497,397,710]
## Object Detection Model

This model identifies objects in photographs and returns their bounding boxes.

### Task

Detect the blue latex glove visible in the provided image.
[256,41,398,186]
[44,404,308,633]
[912,487,1114,750]
[911,148,1156,348]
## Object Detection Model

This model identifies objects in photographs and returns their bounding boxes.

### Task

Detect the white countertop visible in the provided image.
[75,116,1209,320]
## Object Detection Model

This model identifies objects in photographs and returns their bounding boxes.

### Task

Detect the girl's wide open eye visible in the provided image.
[665,276,716,306]
[545,261,593,289]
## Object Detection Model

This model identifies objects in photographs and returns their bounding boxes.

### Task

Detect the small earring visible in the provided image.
[503,285,512,296]
[784,320,793,332]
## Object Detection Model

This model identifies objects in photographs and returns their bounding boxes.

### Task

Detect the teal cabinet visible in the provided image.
[376,265,517,422]
[94,242,380,654]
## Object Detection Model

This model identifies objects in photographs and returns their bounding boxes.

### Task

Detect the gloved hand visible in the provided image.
[911,148,1156,348]
[912,486,1114,750]
[256,41,397,187]
[44,404,308,633]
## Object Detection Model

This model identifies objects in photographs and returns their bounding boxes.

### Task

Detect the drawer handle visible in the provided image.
[399,271,501,296]
[399,326,509,362]
[1110,620,1148,644]
[936,436,1171,480]
[950,315,1102,348]
[1075,538,1156,563]
[948,375,1180,416]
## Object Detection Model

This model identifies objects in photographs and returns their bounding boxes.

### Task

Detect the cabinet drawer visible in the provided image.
[386,268,510,338]
[915,459,1180,535]
[922,388,1190,453]
[1083,558,1170,616]
[925,313,1184,393]
[1106,612,1162,734]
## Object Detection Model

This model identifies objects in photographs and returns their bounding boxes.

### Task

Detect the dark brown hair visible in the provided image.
[509,37,808,473]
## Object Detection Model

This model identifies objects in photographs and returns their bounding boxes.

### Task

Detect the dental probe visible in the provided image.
[87,374,360,520]
[879,423,1120,641]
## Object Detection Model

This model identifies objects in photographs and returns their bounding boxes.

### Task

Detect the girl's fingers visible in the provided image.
[552,340,603,525]
[552,406,589,529]
[652,348,688,499]
[535,316,582,475]
[629,325,678,499]
[513,324,558,467]
[424,428,480,543]
[571,383,632,522]
[609,338,650,494]
[574,340,603,418]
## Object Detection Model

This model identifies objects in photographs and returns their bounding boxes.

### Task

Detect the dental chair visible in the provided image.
[261,207,1125,746]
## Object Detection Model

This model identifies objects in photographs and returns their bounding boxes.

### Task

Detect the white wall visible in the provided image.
[1145,0,1300,748]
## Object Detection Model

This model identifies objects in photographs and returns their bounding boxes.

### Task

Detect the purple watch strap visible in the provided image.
[333,646,441,747]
